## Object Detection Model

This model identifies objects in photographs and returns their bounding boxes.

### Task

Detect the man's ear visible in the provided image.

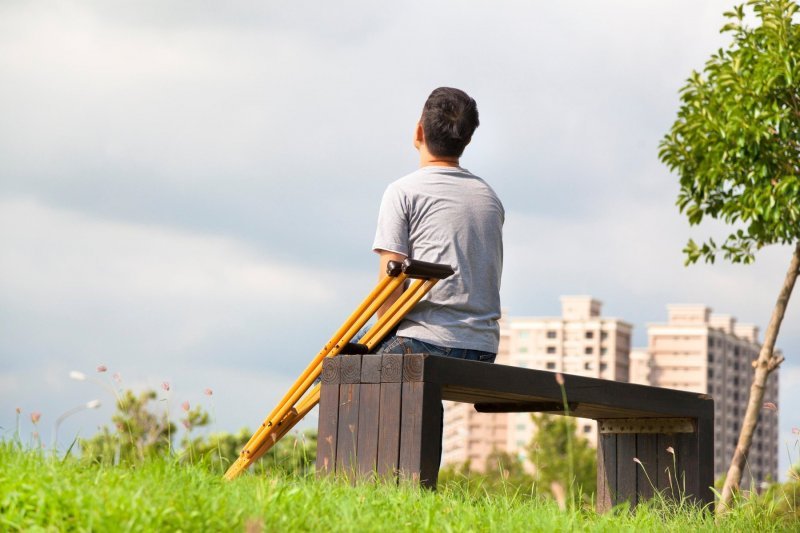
[414,121,424,150]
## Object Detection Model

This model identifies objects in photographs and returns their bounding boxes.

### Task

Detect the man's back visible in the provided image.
[373,165,504,353]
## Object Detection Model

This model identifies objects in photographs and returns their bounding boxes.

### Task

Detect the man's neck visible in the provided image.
[419,152,460,168]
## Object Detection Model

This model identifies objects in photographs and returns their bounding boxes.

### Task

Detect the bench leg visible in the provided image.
[597,418,714,511]
[399,381,443,488]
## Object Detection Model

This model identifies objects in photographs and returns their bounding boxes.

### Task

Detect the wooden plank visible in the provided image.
[403,354,425,381]
[356,383,381,478]
[616,433,637,508]
[696,415,715,507]
[340,354,363,384]
[398,381,443,488]
[596,432,615,512]
[335,355,362,480]
[376,354,403,481]
[361,354,383,383]
[425,356,713,419]
[377,382,402,480]
[675,428,700,502]
[381,353,403,383]
[635,433,658,501]
[316,357,341,475]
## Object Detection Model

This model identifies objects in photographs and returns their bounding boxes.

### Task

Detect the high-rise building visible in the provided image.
[442,296,632,470]
[629,304,779,486]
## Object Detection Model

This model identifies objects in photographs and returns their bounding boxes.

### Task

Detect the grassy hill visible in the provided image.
[0,442,794,532]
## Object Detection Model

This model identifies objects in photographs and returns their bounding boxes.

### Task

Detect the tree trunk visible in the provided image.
[717,242,800,513]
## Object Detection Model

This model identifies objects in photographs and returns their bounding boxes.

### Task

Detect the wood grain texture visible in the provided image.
[402,354,425,382]
[597,432,615,512]
[356,383,381,478]
[361,355,382,384]
[381,354,403,383]
[377,381,402,480]
[636,433,658,501]
[335,383,360,479]
[616,433,638,508]
[321,356,341,384]
[398,381,442,488]
[316,376,340,476]
[340,354,363,384]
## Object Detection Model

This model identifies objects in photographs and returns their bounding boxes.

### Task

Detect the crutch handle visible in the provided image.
[385,260,403,277]
[402,258,455,280]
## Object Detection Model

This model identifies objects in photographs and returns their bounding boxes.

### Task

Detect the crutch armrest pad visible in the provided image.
[402,259,455,280]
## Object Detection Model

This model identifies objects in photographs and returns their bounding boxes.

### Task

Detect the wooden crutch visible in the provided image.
[223,259,454,480]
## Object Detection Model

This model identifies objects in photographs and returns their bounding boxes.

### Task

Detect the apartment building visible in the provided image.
[442,296,632,470]
[629,304,779,486]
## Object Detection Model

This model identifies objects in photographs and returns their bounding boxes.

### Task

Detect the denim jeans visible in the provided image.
[374,333,496,480]
[375,334,497,363]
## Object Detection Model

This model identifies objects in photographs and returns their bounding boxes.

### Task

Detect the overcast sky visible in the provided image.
[1,1,797,479]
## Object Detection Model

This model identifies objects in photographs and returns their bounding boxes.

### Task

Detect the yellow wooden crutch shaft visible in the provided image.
[358,278,431,348]
[226,385,321,478]
[244,275,405,450]
[230,274,406,468]
[234,278,437,476]
[250,279,437,470]
[235,275,396,454]
[249,385,320,464]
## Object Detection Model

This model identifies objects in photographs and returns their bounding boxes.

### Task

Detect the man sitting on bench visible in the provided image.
[372,87,504,362]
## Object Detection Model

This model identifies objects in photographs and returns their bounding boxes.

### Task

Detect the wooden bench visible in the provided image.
[316,353,714,511]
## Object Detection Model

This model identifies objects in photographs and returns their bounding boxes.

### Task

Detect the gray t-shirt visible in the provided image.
[372,166,504,353]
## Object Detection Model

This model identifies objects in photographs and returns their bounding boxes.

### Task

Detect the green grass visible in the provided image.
[0,442,794,532]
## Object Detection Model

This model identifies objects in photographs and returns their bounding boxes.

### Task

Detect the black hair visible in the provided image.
[420,87,479,158]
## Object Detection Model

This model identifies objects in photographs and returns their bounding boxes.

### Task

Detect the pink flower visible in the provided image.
[181,401,190,412]
[555,373,565,386]
[182,420,191,430]
[161,382,170,392]
[204,388,213,397]
[666,446,675,455]
[763,402,778,411]
[112,372,122,383]
[15,407,21,414]
[96,365,107,373]
[633,457,642,465]
[792,427,800,435]
[30,412,41,424]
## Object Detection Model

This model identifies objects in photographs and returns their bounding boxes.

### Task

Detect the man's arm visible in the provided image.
[377,250,407,318]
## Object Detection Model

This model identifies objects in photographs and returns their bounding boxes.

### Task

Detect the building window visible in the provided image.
[583,425,592,433]
[546,346,556,354]
[584,362,594,370]
[600,363,608,371]
[546,362,556,370]
[707,368,714,379]
[600,347,608,356]
[584,347,593,355]
[546,330,557,339]
[519,346,528,353]
[601,331,608,340]
[585,331,594,339]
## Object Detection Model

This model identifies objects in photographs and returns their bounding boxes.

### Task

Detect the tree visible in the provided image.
[527,414,596,505]
[659,0,800,512]
[80,389,176,464]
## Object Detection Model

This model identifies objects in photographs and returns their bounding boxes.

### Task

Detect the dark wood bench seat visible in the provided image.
[316,353,714,511]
